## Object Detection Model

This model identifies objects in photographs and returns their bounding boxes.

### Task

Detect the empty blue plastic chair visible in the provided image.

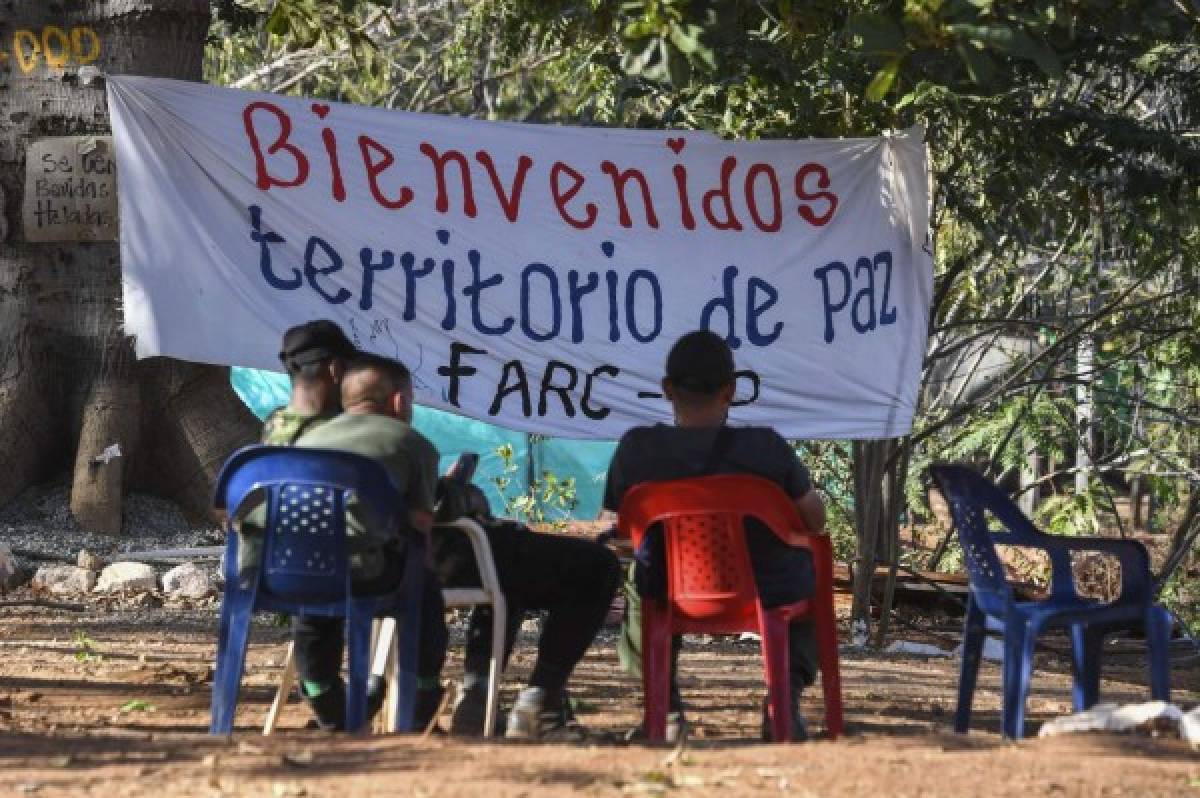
[929,464,1171,739]
[210,445,425,735]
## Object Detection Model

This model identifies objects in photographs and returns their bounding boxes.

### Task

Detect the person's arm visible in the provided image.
[403,431,441,568]
[794,489,826,535]
[777,433,826,534]
[408,508,435,568]
[601,433,633,535]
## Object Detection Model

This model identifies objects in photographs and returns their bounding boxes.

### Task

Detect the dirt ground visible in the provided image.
[0,600,1197,798]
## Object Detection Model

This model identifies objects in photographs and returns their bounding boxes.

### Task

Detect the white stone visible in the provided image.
[1038,703,1119,737]
[885,640,952,657]
[1181,705,1200,749]
[162,562,214,598]
[1108,700,1183,731]
[94,561,157,593]
[0,543,22,590]
[953,636,1005,662]
[32,565,96,595]
[77,549,101,571]
[1038,701,1184,738]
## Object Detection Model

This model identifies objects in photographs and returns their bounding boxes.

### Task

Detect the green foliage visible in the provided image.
[794,440,857,562]
[72,630,100,664]
[1036,488,1100,537]
[490,442,578,530]
[1158,565,1199,636]
[119,699,157,713]
[204,2,1200,586]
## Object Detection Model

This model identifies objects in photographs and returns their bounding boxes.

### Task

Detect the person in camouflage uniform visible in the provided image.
[241,321,449,731]
[236,321,355,575]
[261,319,355,445]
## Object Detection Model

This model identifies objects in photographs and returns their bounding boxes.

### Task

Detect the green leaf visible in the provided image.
[265,3,291,36]
[954,40,996,84]
[667,24,698,55]
[291,15,319,49]
[866,57,902,102]
[666,43,692,88]
[1134,43,1174,75]
[348,30,376,71]
[622,19,660,40]
[847,13,906,58]
[1018,34,1062,79]
[120,699,156,713]
[947,22,1062,78]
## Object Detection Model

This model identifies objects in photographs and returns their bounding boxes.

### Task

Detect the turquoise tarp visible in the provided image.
[231,367,615,518]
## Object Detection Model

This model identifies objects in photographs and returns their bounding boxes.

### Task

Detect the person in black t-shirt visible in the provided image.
[603,330,826,742]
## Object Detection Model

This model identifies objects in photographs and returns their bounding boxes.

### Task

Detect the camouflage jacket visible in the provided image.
[260,407,333,445]
[236,406,336,576]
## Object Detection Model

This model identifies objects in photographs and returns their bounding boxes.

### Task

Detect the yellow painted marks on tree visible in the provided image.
[1,26,101,73]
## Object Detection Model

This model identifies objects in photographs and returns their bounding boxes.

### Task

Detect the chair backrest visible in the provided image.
[928,464,1049,614]
[215,445,403,602]
[617,475,817,628]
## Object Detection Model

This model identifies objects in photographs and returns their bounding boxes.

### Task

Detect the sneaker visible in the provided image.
[504,687,589,742]
[761,691,809,743]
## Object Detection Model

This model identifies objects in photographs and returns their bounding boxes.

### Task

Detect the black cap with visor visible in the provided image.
[278,320,356,372]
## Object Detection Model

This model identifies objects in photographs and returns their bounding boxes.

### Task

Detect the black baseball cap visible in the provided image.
[665,330,735,393]
[279,320,356,370]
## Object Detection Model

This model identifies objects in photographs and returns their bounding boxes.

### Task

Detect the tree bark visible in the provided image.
[0,1,258,528]
[850,438,908,646]
[851,440,883,640]
[70,349,139,535]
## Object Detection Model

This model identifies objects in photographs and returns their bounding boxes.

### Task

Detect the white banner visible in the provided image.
[109,76,931,440]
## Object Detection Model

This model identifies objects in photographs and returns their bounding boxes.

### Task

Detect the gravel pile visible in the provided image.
[0,479,221,564]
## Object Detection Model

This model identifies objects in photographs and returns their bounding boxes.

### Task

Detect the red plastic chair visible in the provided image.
[618,474,844,742]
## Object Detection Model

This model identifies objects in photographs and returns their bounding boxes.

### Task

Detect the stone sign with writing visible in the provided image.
[23,136,118,242]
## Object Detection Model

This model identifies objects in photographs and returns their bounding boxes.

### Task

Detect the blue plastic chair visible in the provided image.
[210,445,425,735]
[929,464,1171,739]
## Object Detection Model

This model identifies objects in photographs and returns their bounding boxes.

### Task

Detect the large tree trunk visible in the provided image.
[0,0,258,525]
[850,438,907,646]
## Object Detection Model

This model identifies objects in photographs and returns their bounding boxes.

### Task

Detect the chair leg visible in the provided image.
[1001,619,1038,740]
[393,559,425,733]
[484,594,507,738]
[954,600,987,734]
[758,609,792,743]
[370,618,395,678]
[1069,624,1103,712]
[210,588,255,735]
[813,597,844,739]
[370,618,397,733]
[263,641,297,736]
[641,599,673,741]
[345,612,374,734]
[1146,606,1172,702]
[381,636,399,734]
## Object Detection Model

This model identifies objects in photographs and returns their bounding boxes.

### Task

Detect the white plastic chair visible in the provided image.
[262,518,507,736]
